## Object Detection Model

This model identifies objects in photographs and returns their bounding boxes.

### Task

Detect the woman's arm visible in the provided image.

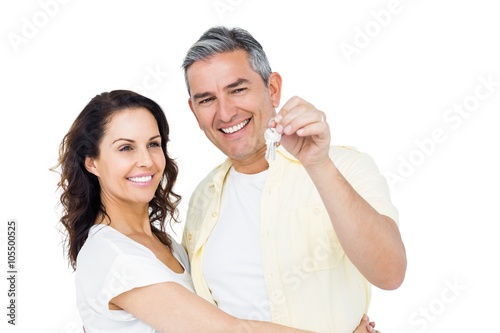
[112,281,378,333]
[111,281,314,333]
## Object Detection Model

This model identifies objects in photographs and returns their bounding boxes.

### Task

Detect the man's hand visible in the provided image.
[354,314,380,333]
[270,96,330,168]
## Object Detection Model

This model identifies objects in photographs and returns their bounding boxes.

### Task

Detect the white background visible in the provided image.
[1,0,499,332]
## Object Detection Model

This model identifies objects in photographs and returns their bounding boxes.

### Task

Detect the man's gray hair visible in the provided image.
[181,26,272,95]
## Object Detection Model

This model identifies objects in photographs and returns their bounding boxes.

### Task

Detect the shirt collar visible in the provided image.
[209,145,299,188]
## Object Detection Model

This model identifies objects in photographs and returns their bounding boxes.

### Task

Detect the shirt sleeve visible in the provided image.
[98,253,175,320]
[332,146,399,224]
[78,229,191,322]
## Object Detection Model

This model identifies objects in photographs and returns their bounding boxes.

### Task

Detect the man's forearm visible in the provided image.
[305,158,407,289]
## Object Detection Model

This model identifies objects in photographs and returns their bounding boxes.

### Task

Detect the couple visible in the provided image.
[55,26,406,333]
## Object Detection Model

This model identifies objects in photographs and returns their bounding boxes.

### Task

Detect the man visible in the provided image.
[181,26,406,333]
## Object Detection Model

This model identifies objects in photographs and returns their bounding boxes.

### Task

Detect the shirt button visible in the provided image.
[313,208,321,215]
[188,233,193,241]
[212,212,218,218]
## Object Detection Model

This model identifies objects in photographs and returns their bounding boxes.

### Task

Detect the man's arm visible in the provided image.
[306,157,406,289]
[274,96,407,290]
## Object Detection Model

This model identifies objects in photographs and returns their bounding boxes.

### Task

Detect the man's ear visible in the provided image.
[268,72,282,108]
[84,156,99,177]
[188,98,203,130]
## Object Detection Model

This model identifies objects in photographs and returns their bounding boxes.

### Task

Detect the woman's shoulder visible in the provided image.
[77,224,146,269]
[81,224,128,251]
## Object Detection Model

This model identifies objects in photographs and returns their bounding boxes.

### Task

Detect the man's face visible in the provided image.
[186,50,281,169]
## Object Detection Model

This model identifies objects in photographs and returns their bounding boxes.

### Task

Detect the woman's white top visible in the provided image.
[75,224,194,333]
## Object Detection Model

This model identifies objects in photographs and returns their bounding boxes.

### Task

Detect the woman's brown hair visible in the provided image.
[53,90,181,270]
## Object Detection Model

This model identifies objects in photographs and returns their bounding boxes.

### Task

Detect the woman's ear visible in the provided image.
[84,156,99,177]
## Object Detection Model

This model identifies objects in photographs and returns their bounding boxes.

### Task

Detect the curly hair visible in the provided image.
[53,90,181,270]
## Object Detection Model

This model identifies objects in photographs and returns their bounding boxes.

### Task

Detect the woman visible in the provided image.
[54,90,378,332]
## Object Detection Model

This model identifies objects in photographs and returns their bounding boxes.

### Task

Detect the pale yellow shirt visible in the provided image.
[182,145,399,333]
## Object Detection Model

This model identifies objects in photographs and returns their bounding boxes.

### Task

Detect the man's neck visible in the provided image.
[231,157,269,174]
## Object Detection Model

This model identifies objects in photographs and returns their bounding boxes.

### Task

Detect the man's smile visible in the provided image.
[219,118,250,134]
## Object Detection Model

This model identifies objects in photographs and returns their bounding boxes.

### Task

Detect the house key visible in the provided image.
[264,127,281,161]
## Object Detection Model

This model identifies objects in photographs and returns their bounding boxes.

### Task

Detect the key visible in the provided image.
[264,127,281,161]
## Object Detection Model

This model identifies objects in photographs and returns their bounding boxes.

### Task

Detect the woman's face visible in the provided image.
[85,107,166,209]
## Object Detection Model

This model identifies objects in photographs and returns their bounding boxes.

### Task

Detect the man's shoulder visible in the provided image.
[195,165,218,185]
[186,155,233,205]
[329,145,379,173]
[192,159,231,189]
[330,145,367,160]
[331,144,361,154]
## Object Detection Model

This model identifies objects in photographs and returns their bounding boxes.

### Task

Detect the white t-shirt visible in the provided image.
[75,224,194,333]
[203,167,271,321]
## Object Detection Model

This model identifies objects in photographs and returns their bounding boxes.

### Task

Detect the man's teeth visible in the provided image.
[221,119,249,134]
[128,176,152,183]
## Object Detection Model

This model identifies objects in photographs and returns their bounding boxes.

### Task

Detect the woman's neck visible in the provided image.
[97,202,152,237]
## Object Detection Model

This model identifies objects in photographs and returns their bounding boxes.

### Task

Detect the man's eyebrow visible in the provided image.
[192,91,212,101]
[225,78,250,90]
[191,78,250,101]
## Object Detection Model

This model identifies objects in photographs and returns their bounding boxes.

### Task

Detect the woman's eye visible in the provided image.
[119,145,132,152]
[149,141,161,148]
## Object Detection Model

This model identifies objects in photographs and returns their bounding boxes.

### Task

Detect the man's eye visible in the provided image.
[199,97,215,105]
[232,87,246,94]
